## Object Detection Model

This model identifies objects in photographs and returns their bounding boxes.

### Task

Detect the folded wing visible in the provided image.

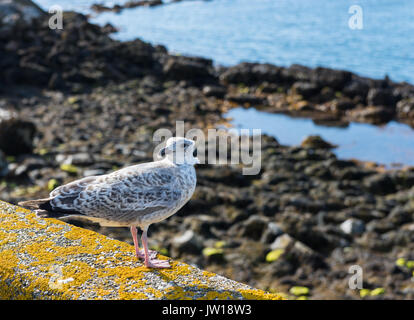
[49,164,182,224]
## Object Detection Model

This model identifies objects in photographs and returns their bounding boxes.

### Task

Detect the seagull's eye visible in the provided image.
[159,147,166,157]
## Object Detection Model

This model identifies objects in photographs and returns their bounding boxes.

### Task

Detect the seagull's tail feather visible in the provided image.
[18,198,53,210]
[19,198,86,220]
[19,198,80,219]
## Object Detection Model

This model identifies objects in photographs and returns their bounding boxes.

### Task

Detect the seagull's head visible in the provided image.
[159,137,200,165]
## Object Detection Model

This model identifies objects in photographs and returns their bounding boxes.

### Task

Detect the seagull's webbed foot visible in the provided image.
[145,258,171,269]
[141,226,172,269]
[130,225,172,269]
[137,249,158,260]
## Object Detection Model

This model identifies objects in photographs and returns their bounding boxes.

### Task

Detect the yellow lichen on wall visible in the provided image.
[0,201,284,300]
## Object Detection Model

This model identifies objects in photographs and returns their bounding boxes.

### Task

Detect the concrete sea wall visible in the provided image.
[0,201,283,300]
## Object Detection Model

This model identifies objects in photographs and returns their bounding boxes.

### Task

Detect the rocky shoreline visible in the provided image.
[90,0,212,14]
[1,1,414,299]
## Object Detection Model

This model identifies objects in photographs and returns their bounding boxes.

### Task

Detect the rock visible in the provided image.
[270,234,295,250]
[366,219,395,234]
[301,135,337,149]
[236,241,267,264]
[317,87,336,102]
[113,38,157,69]
[188,215,217,238]
[310,67,352,90]
[332,167,365,181]
[202,85,226,98]
[163,56,214,82]
[239,215,268,240]
[0,10,162,88]
[146,0,163,7]
[396,98,414,118]
[290,148,332,161]
[281,195,325,213]
[388,207,412,226]
[270,233,313,254]
[363,174,396,195]
[83,169,106,177]
[48,72,66,90]
[261,222,284,244]
[101,23,118,34]
[172,230,203,255]
[91,0,163,13]
[225,94,265,106]
[90,4,115,13]
[343,78,370,99]
[18,61,52,86]
[340,218,365,235]
[56,153,95,166]
[219,62,282,85]
[262,259,296,277]
[329,98,356,112]
[258,82,284,94]
[281,64,312,83]
[8,155,46,177]
[350,106,394,124]
[260,195,280,215]
[269,234,327,271]
[0,0,45,28]
[367,88,396,107]
[125,0,163,8]
[0,150,8,177]
[0,109,36,155]
[291,100,313,111]
[291,81,320,99]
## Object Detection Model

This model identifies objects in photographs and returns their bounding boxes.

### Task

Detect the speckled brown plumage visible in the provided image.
[19,137,199,268]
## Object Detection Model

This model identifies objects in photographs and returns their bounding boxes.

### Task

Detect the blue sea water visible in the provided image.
[36,0,414,84]
[226,107,414,167]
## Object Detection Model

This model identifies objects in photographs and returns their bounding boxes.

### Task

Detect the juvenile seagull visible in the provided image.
[19,137,199,268]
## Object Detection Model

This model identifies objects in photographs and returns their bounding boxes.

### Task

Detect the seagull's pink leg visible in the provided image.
[141,226,171,269]
[130,226,141,260]
[130,226,158,261]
